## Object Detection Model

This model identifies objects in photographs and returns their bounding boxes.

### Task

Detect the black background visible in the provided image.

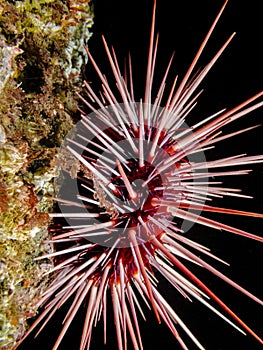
[18,1,263,349]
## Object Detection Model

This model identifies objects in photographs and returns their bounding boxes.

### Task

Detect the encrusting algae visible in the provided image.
[0,1,93,348]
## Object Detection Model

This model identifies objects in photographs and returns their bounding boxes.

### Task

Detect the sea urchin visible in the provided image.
[17,1,263,349]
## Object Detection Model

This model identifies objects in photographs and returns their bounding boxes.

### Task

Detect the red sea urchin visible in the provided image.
[17,1,263,349]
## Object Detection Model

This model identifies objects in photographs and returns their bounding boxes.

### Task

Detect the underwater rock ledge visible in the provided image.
[0,1,93,348]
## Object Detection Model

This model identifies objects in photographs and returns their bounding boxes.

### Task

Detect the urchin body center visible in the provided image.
[131,178,150,208]
[110,158,165,224]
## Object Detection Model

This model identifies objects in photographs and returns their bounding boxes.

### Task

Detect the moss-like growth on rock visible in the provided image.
[0,1,93,348]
